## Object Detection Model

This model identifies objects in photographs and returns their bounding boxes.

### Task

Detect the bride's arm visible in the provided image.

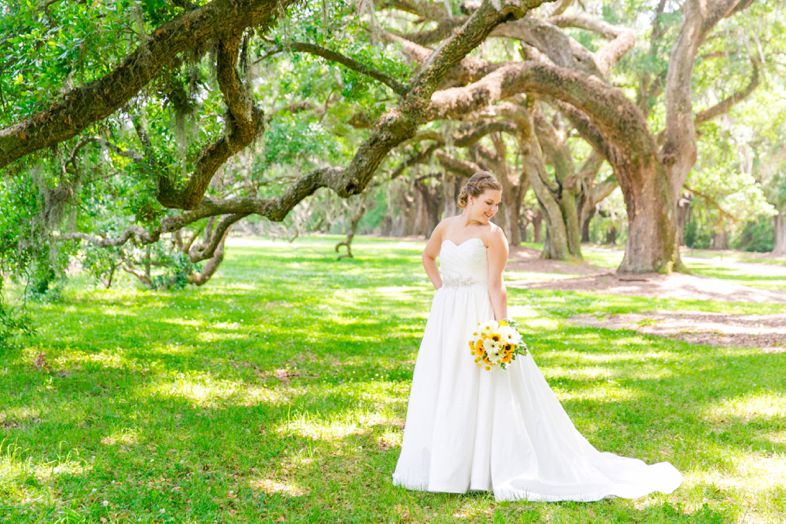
[422,221,447,289]
[487,227,509,320]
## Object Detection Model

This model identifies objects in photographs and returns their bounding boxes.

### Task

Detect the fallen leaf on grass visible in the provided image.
[273,369,300,384]
[33,352,51,371]
[377,437,396,451]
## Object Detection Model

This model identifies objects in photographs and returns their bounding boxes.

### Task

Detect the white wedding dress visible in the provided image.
[392,238,683,501]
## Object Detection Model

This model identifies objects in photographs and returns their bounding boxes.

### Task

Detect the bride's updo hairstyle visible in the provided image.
[457,171,502,209]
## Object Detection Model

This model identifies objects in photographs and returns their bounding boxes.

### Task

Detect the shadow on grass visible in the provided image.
[5,325,783,521]
[3,237,784,521]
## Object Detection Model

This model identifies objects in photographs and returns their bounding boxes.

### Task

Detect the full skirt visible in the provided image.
[392,285,683,502]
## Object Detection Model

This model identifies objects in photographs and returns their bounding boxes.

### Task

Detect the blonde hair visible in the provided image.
[457,171,502,209]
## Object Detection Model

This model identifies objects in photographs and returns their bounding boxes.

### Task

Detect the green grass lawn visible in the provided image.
[2,236,784,522]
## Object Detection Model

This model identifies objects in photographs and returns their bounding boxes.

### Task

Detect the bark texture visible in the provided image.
[775,213,786,256]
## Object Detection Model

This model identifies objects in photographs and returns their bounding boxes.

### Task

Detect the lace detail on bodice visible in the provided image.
[442,274,484,288]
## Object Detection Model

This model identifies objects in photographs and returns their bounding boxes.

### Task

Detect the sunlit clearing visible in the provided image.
[508,304,539,319]
[100,429,141,447]
[223,282,257,290]
[226,238,283,248]
[249,478,306,497]
[140,374,286,408]
[762,429,786,446]
[691,452,786,497]
[553,384,640,404]
[278,417,366,441]
[34,459,91,483]
[1,406,43,423]
[630,365,674,381]
[546,365,617,380]
[0,444,91,502]
[519,317,560,330]
[703,392,786,422]
[547,350,679,364]
[148,341,197,356]
[50,348,143,371]
[93,306,135,317]
[277,410,394,442]
[196,331,247,343]
[162,318,203,328]
[507,272,585,282]
[376,286,427,300]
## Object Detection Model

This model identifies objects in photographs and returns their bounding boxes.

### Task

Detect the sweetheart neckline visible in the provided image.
[442,238,486,248]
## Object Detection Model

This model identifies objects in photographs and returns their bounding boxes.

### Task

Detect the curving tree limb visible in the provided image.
[269,42,408,95]
[694,57,760,125]
[0,0,294,170]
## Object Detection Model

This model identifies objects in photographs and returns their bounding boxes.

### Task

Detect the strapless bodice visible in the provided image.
[439,238,488,288]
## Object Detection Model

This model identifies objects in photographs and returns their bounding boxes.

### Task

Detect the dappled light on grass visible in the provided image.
[140,373,287,408]
[163,318,203,328]
[544,348,682,364]
[506,271,587,282]
[552,382,641,404]
[1,442,91,506]
[278,414,375,442]
[763,429,786,446]
[100,429,141,447]
[376,285,430,301]
[249,478,306,497]
[3,236,785,522]
[545,365,618,381]
[703,391,786,422]
[1,405,43,426]
[196,331,247,343]
[46,347,147,372]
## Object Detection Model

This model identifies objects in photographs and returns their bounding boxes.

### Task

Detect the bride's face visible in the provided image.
[468,189,502,223]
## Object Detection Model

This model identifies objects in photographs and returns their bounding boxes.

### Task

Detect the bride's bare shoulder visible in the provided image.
[439,216,459,227]
[434,216,458,234]
[484,223,508,249]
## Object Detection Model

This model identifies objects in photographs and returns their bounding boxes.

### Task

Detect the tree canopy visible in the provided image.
[1,0,783,292]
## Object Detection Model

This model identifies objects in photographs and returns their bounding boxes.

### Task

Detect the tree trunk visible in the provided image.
[617,163,680,273]
[502,187,520,246]
[559,187,582,256]
[442,171,462,218]
[606,225,617,245]
[336,195,369,259]
[520,218,529,242]
[524,156,568,259]
[581,208,595,242]
[413,190,428,237]
[531,110,582,258]
[381,215,393,236]
[532,211,542,243]
[677,194,692,246]
[414,177,442,237]
[512,173,529,246]
[402,193,417,236]
[774,212,786,255]
[711,231,729,250]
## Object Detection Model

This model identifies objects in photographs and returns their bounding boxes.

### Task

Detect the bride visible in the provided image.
[392,171,683,501]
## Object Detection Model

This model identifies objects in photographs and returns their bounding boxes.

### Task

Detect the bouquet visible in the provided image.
[468,318,528,370]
